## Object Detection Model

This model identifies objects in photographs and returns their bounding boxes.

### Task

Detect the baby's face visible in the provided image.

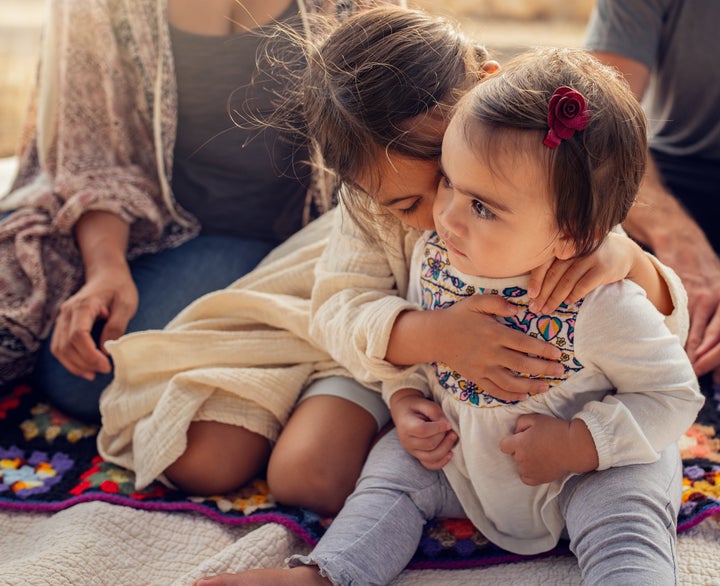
[433,117,573,279]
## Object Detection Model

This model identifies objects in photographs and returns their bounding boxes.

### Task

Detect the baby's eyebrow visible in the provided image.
[439,158,511,214]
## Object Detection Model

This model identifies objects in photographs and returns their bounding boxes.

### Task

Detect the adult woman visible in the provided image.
[98,6,684,518]
[1,0,395,422]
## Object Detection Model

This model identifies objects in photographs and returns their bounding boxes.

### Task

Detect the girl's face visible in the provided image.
[433,116,575,278]
[357,153,441,232]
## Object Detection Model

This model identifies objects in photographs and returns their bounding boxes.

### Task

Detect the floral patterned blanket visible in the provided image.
[1,378,719,571]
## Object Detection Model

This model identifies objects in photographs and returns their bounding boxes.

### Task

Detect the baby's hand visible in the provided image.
[499,413,598,485]
[390,389,457,470]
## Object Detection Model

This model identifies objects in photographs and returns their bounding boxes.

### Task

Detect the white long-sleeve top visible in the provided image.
[388,231,703,555]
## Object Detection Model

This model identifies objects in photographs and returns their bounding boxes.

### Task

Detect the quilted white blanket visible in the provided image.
[0,504,718,585]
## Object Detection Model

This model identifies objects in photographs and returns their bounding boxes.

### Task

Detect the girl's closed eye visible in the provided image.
[398,198,422,216]
[471,199,496,220]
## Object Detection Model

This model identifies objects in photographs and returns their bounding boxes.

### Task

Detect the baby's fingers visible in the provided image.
[416,431,457,470]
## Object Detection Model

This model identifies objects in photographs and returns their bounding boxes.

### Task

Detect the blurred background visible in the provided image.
[0,0,591,159]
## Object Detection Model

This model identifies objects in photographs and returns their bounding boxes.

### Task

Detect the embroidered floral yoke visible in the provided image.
[0,0,376,382]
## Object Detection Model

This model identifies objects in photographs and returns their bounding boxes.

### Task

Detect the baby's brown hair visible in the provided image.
[456,47,647,256]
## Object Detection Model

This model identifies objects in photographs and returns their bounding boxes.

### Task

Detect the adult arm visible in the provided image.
[52,212,138,380]
[589,51,720,378]
[27,1,185,241]
[22,2,197,375]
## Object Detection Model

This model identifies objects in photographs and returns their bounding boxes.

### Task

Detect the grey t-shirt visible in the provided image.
[170,3,310,243]
[585,0,720,160]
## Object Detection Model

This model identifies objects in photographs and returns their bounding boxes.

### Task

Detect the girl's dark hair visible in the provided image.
[303,7,489,193]
[457,47,647,257]
[251,6,491,218]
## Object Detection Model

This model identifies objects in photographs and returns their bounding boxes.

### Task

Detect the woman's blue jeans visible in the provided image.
[34,234,275,422]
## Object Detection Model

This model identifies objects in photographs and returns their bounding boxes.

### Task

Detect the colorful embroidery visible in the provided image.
[420,233,583,408]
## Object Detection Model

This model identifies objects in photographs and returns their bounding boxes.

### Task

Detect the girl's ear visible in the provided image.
[482,60,500,75]
[554,233,577,260]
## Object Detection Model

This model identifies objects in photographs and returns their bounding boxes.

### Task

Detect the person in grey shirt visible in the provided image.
[585,0,720,386]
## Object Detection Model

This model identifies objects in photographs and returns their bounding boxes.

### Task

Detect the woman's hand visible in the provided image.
[390,388,457,470]
[51,261,138,380]
[51,210,136,380]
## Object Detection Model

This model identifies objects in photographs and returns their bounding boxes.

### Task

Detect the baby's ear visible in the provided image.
[554,233,578,260]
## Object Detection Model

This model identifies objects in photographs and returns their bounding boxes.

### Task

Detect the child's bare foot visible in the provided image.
[193,566,331,586]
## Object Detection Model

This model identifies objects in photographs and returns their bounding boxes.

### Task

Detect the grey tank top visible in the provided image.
[170,2,310,243]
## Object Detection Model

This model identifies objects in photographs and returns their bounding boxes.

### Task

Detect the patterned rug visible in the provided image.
[1,378,718,570]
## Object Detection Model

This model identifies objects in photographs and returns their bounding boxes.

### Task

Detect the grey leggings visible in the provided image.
[290,429,681,586]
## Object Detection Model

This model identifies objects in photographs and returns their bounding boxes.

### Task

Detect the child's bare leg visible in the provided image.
[164,421,270,495]
[194,566,330,586]
[267,393,378,515]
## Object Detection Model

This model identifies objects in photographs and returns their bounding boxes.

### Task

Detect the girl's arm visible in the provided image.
[528,233,680,326]
[309,202,563,400]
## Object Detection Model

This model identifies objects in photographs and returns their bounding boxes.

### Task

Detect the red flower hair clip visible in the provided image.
[543,86,591,149]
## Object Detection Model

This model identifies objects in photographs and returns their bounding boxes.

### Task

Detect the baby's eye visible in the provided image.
[439,173,452,190]
[472,199,496,220]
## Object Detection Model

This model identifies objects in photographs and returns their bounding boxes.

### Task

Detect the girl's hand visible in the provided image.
[529,232,674,316]
[499,414,598,485]
[390,389,457,470]
[430,295,565,402]
[51,261,138,380]
[528,232,637,314]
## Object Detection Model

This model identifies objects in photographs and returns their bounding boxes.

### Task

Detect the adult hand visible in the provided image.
[390,388,457,470]
[51,260,138,380]
[431,295,565,402]
[672,243,720,380]
[499,414,598,486]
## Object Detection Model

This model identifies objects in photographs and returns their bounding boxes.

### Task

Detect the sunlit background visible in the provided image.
[0,0,592,158]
